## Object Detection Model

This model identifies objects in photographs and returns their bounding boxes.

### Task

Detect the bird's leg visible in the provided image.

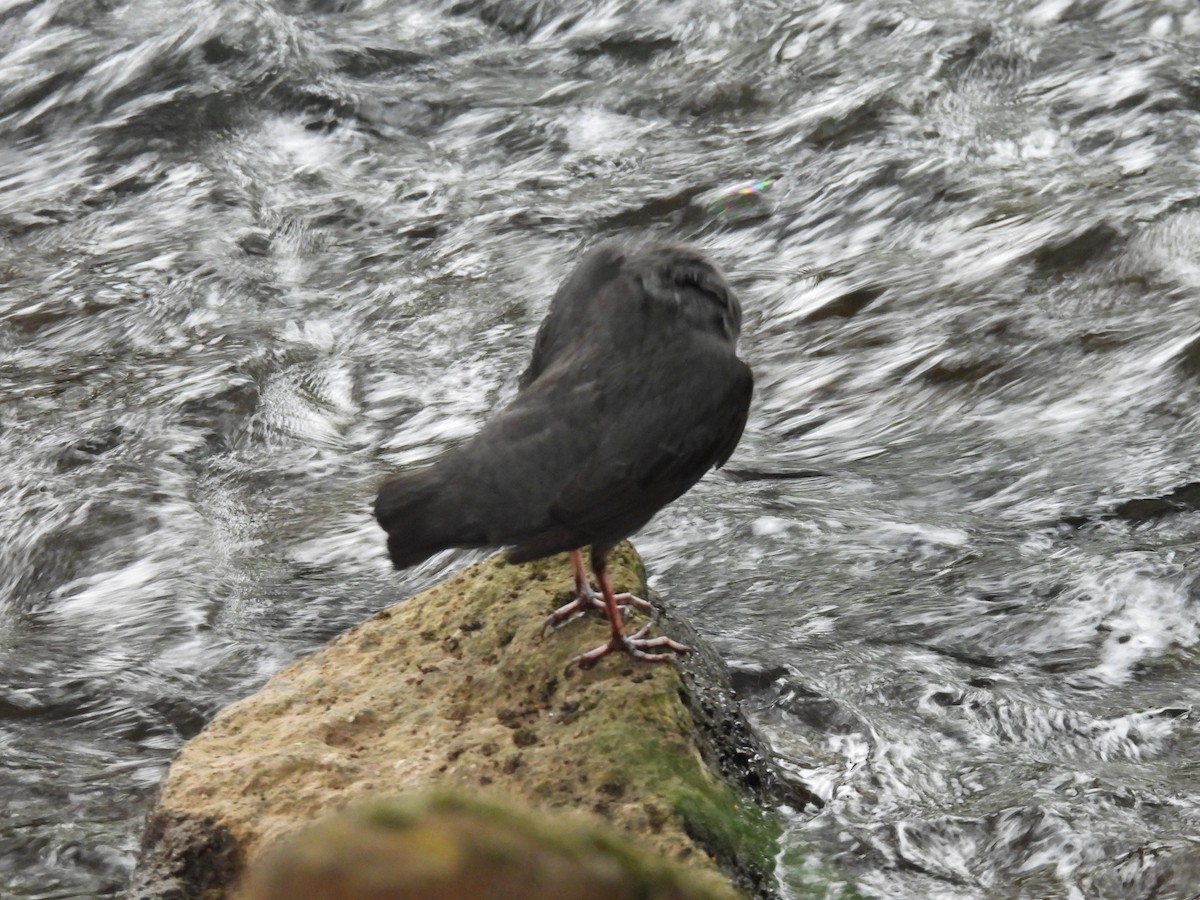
[569,549,691,669]
[540,549,655,635]
[571,547,592,599]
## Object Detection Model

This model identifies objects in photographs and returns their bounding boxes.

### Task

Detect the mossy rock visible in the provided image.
[132,544,790,899]
[238,789,737,900]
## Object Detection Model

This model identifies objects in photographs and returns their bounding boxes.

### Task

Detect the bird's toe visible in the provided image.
[611,591,657,617]
[542,587,653,636]
[568,626,691,670]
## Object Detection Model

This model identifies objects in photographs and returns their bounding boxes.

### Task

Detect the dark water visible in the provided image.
[4,0,1200,896]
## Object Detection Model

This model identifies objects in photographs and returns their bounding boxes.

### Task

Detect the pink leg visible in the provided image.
[568,550,690,670]
[540,549,654,635]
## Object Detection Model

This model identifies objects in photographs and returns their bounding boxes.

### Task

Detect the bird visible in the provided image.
[374,240,753,668]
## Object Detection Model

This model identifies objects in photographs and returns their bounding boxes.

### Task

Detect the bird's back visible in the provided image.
[518,243,626,389]
[375,241,753,569]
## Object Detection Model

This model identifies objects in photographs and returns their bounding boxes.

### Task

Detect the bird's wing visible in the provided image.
[546,348,754,541]
[518,243,626,389]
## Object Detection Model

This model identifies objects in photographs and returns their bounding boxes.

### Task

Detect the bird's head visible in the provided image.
[635,245,743,344]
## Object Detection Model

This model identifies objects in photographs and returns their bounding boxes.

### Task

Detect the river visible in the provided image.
[3,0,1200,897]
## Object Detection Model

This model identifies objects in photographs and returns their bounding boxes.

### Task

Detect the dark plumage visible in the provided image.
[374,241,753,667]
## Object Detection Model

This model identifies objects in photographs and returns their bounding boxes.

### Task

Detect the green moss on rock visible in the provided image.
[135,543,794,899]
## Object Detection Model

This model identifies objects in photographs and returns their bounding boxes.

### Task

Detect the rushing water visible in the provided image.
[3,0,1200,896]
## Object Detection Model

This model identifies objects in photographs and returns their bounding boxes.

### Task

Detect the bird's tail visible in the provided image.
[373,467,485,570]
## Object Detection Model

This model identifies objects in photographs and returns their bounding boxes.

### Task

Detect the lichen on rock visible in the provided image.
[132,543,786,899]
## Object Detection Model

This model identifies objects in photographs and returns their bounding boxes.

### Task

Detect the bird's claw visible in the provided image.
[541,587,656,637]
[612,591,656,616]
[568,623,691,671]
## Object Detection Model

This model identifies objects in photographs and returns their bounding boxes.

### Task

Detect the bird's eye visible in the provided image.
[672,262,728,308]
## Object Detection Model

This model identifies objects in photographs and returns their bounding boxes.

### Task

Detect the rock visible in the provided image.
[237,790,735,900]
[131,543,789,899]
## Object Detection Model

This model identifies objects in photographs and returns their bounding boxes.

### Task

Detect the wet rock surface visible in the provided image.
[131,544,790,899]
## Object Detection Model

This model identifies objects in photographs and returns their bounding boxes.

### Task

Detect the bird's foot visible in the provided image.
[611,591,656,615]
[569,624,691,670]
[541,586,655,636]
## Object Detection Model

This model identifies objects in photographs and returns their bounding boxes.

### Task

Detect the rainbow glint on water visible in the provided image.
[704,177,777,223]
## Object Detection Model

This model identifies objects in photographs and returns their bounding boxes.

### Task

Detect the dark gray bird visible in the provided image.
[374,241,753,668]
